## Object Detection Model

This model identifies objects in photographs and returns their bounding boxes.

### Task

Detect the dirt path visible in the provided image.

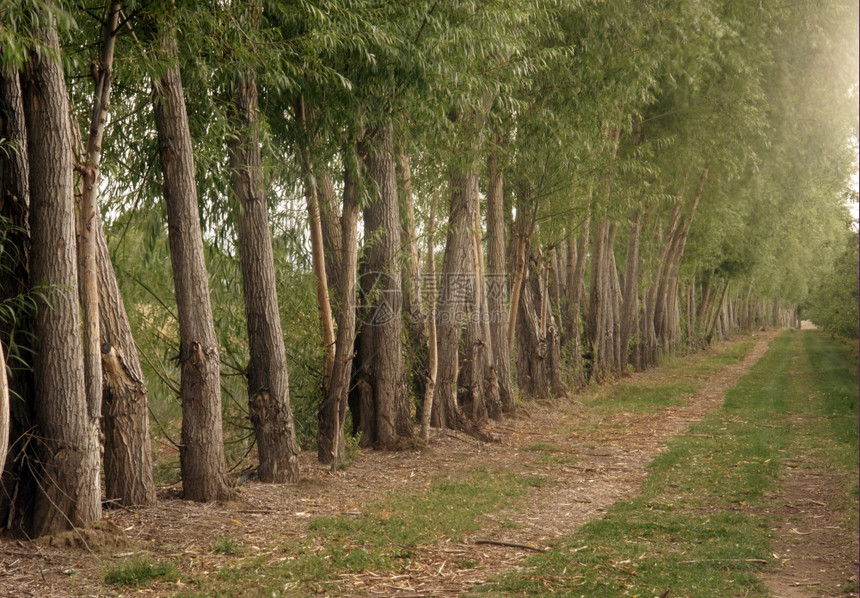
[2,329,843,598]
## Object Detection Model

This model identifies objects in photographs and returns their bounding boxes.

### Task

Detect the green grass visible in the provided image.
[476,330,858,597]
[588,339,756,415]
[174,468,541,597]
[212,535,245,556]
[103,554,178,588]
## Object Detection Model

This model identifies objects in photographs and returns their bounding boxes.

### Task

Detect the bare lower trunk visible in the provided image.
[563,215,590,389]
[319,157,359,465]
[618,211,641,373]
[420,191,438,441]
[0,60,38,534]
[516,261,549,400]
[587,219,612,383]
[297,98,336,388]
[153,28,233,502]
[97,215,157,505]
[230,70,300,483]
[397,149,428,404]
[355,123,413,447]
[76,3,121,440]
[433,170,491,438]
[23,12,102,534]
[485,150,515,412]
[472,207,502,419]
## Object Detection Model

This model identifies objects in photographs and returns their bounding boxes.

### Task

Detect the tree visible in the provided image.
[22,6,101,534]
[354,123,414,448]
[228,69,301,483]
[152,14,234,502]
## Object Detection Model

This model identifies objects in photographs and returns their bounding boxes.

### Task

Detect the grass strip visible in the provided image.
[174,468,541,597]
[476,330,858,597]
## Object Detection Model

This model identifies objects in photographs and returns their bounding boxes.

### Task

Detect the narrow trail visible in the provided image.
[0,332,778,597]
[343,330,779,596]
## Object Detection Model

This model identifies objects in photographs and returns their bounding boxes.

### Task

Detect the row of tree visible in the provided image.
[0,0,856,537]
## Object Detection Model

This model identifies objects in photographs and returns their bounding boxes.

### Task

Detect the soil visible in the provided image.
[0,330,856,597]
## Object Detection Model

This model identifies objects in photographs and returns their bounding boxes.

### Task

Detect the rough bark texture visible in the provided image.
[229,72,300,483]
[355,123,413,447]
[587,219,615,383]
[304,172,336,387]
[516,255,549,400]
[77,2,122,447]
[0,61,39,535]
[618,211,641,373]
[485,150,515,412]
[97,214,157,506]
[23,15,102,534]
[471,205,503,419]
[563,216,590,389]
[397,150,428,404]
[433,170,493,436]
[153,30,234,502]
[420,191,438,441]
[318,158,358,465]
[317,171,342,299]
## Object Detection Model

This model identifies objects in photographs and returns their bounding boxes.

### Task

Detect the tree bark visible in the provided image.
[485,149,515,412]
[432,169,495,438]
[516,256,549,400]
[0,60,39,534]
[229,69,301,483]
[296,97,336,388]
[153,28,234,502]
[317,171,342,298]
[355,123,413,447]
[618,211,641,373]
[97,215,157,506]
[22,12,102,534]
[587,219,613,383]
[319,155,358,465]
[76,2,122,436]
[397,149,428,404]
[472,203,503,419]
[563,215,590,389]
[420,191,438,441]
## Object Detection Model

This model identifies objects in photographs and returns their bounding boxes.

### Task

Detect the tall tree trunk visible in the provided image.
[433,169,492,438]
[516,256,549,400]
[397,149,428,404]
[0,60,38,534]
[485,149,515,412]
[97,215,157,506]
[153,28,234,502]
[472,204,503,418]
[229,70,300,483]
[618,211,641,373]
[420,191,438,441]
[318,171,342,298]
[319,156,359,465]
[564,215,590,389]
[75,1,155,507]
[22,11,102,534]
[587,219,613,383]
[296,97,336,388]
[355,123,413,447]
[76,2,122,439]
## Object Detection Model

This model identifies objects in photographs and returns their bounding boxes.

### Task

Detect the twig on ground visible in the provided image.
[474,539,546,553]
